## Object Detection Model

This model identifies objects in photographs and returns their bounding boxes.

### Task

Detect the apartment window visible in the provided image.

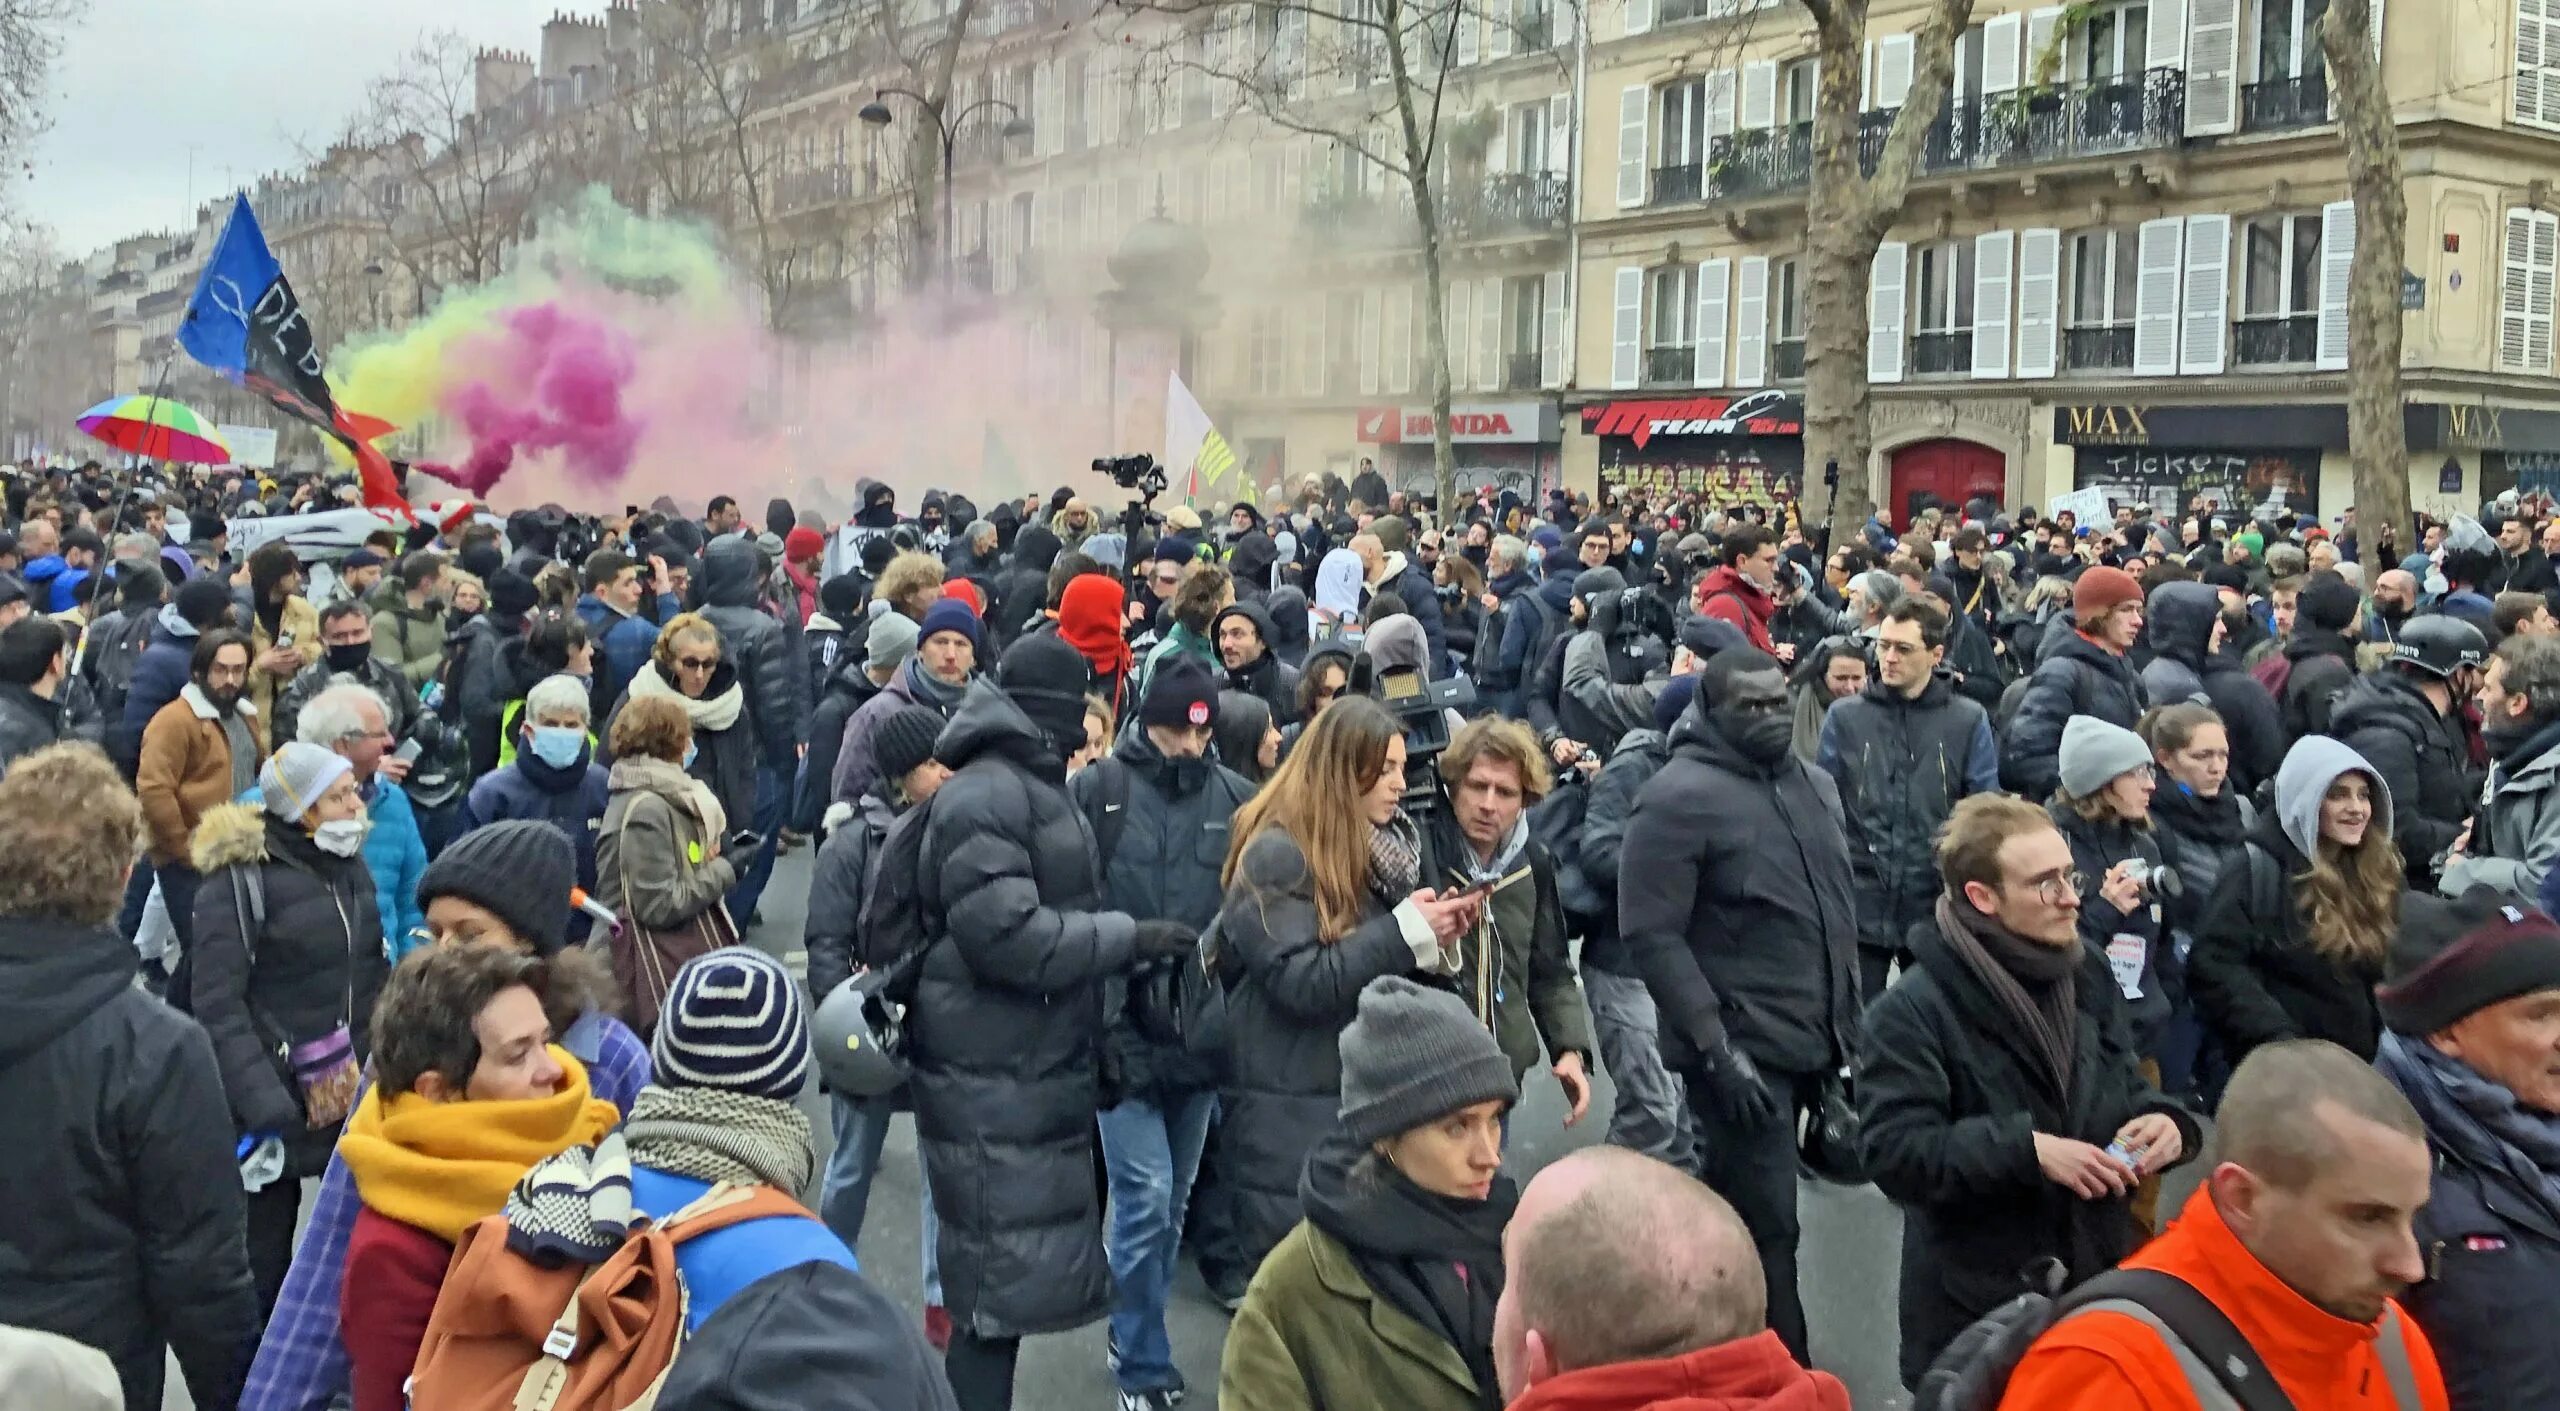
[2076,2,2150,81]
[1647,263,1696,383]
[1782,58,1817,126]
[1182,29,1212,123]
[1062,54,1089,148]
[1772,257,1806,377]
[1250,306,1289,395]
[1327,289,1360,392]
[1059,186,1086,248]
[2237,212,2323,364]
[1912,241,1977,374]
[2068,227,2139,329]
[2520,0,2560,127]
[2256,0,2330,81]
[1505,274,1544,389]
[1657,79,1708,169]
[1507,101,1551,173]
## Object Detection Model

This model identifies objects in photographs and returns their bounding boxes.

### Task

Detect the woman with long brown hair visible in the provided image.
[2190,735,2404,1064]
[1210,696,1484,1297]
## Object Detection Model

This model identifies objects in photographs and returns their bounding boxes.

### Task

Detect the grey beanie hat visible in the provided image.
[2059,715,2154,800]
[1338,976,1519,1145]
[865,610,921,673]
[1850,569,1905,614]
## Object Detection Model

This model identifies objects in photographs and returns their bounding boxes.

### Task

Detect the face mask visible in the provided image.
[682,741,699,771]
[313,817,370,858]
[325,642,370,674]
[528,724,586,770]
[1711,702,1795,764]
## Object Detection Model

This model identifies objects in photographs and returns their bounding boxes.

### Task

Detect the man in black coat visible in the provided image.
[910,636,1192,1410]
[0,617,71,771]
[2490,511,2559,596]
[1619,649,1861,1361]
[1855,794,2199,1387]
[2332,615,2487,889]
[2002,565,2149,798]
[1211,601,1301,727]
[694,536,801,918]
[0,743,259,1411]
[2277,570,2365,740]
[1817,600,2000,1001]
[2138,580,2286,796]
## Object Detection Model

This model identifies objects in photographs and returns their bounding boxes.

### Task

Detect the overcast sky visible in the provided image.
[24,0,544,257]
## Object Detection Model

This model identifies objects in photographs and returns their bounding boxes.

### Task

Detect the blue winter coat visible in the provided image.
[117,613,201,773]
[575,594,660,718]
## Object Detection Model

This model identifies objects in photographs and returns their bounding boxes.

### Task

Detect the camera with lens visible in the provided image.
[1358,657,1475,810]
[1092,453,1167,497]
[2118,856,2182,901]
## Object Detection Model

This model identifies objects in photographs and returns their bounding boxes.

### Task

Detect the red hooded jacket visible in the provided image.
[1509,1331,1852,1411]
[1691,565,1777,654]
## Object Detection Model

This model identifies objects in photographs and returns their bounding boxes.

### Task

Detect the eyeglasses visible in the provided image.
[675,655,718,672]
[2025,871,2087,908]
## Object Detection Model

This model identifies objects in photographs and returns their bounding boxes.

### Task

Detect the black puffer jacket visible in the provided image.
[1620,703,1861,1078]
[185,802,389,1177]
[0,915,259,1411]
[2189,815,2386,1064]
[1857,913,2196,1386]
[2000,633,2147,798]
[798,655,886,834]
[2332,668,2474,883]
[1818,676,1996,955]
[991,524,1062,645]
[696,537,802,766]
[1576,725,1670,972]
[1214,602,1302,727]
[2140,582,2286,795]
[2277,628,2360,740]
[1070,733,1254,1102]
[1215,826,1430,1284]
[0,679,66,771]
[2149,781,2253,941]
[804,792,898,1003]
[910,680,1137,1340]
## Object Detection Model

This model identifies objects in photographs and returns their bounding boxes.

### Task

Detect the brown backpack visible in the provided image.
[409,1181,812,1411]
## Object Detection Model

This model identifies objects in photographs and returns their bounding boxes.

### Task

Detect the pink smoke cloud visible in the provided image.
[421,301,644,497]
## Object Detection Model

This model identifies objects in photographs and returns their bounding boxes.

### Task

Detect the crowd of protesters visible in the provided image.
[8,451,2560,1411]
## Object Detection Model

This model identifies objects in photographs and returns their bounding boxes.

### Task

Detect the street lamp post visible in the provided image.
[857,88,1033,295]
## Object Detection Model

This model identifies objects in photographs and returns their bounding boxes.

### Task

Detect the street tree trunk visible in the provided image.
[1797,0,1974,535]
[2325,0,2410,551]
[1382,0,1460,513]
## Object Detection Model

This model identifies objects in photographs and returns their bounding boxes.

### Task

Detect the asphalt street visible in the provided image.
[178,839,2222,1410]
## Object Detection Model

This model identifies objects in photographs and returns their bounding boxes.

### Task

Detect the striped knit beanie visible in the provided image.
[650,948,810,1100]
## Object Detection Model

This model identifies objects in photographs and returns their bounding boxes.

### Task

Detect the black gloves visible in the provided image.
[1696,1044,1781,1128]
[1133,920,1198,965]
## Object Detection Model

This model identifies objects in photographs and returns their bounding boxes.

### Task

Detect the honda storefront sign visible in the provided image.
[1581,390,1806,507]
[1355,400,1562,499]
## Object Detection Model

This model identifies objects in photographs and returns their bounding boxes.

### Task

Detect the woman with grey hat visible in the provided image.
[1219,976,1518,1411]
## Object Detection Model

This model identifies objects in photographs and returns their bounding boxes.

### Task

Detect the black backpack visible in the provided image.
[80,608,156,723]
[1527,773,1602,921]
[1919,1266,2302,1411]
[854,794,944,1002]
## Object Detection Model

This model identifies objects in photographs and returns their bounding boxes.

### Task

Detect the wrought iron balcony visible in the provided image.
[1643,344,1696,385]
[1911,329,1975,376]
[2064,325,2136,371]
[1503,351,1544,390]
[1650,162,1704,207]
[1912,68,2188,174]
[1773,339,1807,380]
[775,163,855,214]
[1707,124,1816,199]
[2241,72,2330,133]
[1457,173,1570,235]
[2233,314,2317,366]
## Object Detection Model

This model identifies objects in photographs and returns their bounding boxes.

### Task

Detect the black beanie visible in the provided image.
[871,705,946,788]
[1141,661,1220,731]
[2299,571,2361,633]
[174,574,236,630]
[416,820,576,955]
[819,573,866,619]
[2379,887,2560,1035]
[488,567,540,618]
[997,634,1094,759]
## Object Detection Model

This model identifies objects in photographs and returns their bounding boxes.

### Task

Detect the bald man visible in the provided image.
[1492,1147,1848,1411]
[2367,568,2420,643]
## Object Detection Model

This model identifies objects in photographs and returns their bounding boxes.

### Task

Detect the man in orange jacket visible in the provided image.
[1999,1039,2451,1410]
[1494,1146,1850,1411]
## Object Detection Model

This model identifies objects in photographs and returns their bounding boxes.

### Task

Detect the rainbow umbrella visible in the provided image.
[75,395,234,464]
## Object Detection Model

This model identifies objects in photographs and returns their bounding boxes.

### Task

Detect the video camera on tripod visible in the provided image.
[1093,453,1169,542]
[1352,656,1475,811]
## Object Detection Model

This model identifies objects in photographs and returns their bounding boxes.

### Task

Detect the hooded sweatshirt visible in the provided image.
[1506,1333,1850,1411]
[1314,549,1367,634]
[2274,734,2393,862]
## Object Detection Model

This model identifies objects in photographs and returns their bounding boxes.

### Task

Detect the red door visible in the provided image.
[1889,439,2008,530]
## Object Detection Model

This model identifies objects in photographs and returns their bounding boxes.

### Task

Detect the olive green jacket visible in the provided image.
[1218,1220,1483,1411]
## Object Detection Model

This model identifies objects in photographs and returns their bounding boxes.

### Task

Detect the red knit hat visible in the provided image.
[783,526,825,563]
[2073,565,2143,622]
[939,578,984,614]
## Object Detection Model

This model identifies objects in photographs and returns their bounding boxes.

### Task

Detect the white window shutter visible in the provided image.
[2016,228,2061,378]
[1877,34,1916,108]
[1735,256,1770,386]
[1861,39,1876,108]
[1707,68,1739,142]
[2026,7,2062,84]
[1554,0,1577,49]
[2186,0,2240,135]
[1386,285,1412,394]
[1298,302,1325,396]
[1615,85,1650,207]
[1491,110,1515,174]
[1611,266,1643,388]
[1973,231,2014,378]
[2521,0,2556,128]
[2181,213,2232,374]
[2315,200,2356,372]
[2146,0,2187,66]
[1359,288,1382,394]
[1740,60,1780,129]
[1869,242,1908,383]
[1541,269,1568,387]
[1695,258,1732,387]
[1547,95,1571,176]
[2502,209,2560,372]
[1457,5,1480,65]
[1624,0,1654,38]
[1447,278,1473,389]
[2134,216,2184,375]
[1477,275,1503,391]
[1981,13,2023,94]
[1490,0,1515,59]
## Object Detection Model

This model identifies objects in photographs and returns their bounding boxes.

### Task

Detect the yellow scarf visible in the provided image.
[338,1048,620,1244]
